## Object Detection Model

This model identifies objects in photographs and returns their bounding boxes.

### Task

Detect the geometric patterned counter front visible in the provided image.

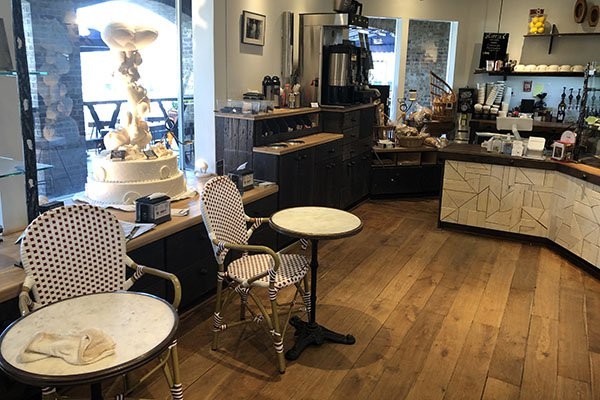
[440,160,600,269]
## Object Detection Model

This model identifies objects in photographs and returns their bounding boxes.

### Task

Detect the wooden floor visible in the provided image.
[83,198,600,399]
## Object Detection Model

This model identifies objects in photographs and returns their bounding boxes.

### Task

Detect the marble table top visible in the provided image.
[270,206,363,240]
[0,291,178,386]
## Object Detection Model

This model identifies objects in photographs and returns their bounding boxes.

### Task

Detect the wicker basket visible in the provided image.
[395,135,425,148]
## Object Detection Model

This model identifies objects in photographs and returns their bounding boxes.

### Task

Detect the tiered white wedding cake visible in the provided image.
[82,22,191,206]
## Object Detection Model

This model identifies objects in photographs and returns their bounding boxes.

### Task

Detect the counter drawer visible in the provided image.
[343,110,360,129]
[315,140,343,161]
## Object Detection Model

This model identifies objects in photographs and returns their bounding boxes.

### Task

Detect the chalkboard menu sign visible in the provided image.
[478,33,509,69]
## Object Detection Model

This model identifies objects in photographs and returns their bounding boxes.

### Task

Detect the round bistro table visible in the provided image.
[269,206,363,360]
[0,291,178,400]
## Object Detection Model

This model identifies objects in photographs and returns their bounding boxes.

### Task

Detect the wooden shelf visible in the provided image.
[474,70,584,78]
[372,145,437,153]
[522,24,600,53]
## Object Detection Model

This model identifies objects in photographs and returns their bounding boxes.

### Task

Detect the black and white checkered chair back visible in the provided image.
[200,176,249,264]
[20,204,127,307]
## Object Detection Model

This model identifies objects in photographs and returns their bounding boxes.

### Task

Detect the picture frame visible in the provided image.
[242,11,266,46]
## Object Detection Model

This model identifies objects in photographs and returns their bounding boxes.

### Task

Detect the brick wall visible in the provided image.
[404,19,451,109]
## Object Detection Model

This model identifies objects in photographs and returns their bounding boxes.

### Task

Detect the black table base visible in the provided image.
[285,316,355,361]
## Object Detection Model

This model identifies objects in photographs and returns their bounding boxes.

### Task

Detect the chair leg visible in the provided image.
[302,274,311,315]
[212,270,226,350]
[41,387,59,400]
[166,340,184,400]
[239,288,249,321]
[269,297,286,374]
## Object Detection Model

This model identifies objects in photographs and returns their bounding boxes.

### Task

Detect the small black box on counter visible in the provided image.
[135,194,171,224]
[228,168,254,194]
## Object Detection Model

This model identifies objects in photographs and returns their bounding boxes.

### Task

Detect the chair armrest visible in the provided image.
[125,255,182,310]
[18,275,35,316]
[212,239,280,285]
[245,216,268,239]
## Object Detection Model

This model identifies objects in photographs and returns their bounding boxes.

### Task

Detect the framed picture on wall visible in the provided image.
[242,10,266,46]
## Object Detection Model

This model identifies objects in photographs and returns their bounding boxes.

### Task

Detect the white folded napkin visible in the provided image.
[18,328,116,365]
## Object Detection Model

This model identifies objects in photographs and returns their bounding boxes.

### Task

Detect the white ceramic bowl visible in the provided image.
[559,64,572,72]
[525,64,537,72]
[572,65,585,72]
[536,64,548,71]
[513,64,526,72]
[547,65,559,72]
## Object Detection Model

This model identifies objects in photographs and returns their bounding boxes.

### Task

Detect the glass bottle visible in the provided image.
[557,87,567,123]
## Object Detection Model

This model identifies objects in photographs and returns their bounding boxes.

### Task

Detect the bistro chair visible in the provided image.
[18,204,184,400]
[200,175,310,373]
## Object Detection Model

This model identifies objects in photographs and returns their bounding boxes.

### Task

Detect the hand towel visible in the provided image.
[18,328,115,365]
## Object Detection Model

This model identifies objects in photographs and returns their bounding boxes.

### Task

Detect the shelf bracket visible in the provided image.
[547,24,557,54]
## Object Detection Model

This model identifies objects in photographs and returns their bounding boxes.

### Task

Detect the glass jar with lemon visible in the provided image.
[528,9,547,35]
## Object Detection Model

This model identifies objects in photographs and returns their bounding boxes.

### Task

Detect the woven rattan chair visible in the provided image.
[18,204,184,400]
[200,176,310,373]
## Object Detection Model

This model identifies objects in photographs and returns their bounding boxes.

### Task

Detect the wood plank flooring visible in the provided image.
[74,198,600,399]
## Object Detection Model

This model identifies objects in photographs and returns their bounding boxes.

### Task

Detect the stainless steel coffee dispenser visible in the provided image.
[298,13,367,106]
[321,43,360,105]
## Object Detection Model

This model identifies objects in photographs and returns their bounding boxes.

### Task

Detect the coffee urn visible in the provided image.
[322,43,359,105]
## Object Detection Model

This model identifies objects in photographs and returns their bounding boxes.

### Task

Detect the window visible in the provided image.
[18,0,193,203]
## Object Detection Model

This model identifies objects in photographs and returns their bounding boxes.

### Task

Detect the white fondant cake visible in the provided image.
[85,145,188,205]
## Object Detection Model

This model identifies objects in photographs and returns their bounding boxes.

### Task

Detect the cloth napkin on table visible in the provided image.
[18,328,116,365]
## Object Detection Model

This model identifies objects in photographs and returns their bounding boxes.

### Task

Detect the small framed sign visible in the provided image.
[110,150,126,161]
[242,11,266,46]
[143,149,158,159]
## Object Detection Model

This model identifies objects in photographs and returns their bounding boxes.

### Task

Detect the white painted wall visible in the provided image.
[497,0,600,65]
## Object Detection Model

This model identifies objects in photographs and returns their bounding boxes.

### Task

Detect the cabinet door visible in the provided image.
[341,153,370,209]
[245,193,278,250]
[128,242,167,301]
[352,152,371,200]
[165,224,218,311]
[279,148,315,209]
[314,155,342,208]
[359,107,375,138]
[371,166,424,195]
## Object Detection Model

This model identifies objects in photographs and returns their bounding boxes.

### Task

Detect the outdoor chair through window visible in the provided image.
[200,175,310,373]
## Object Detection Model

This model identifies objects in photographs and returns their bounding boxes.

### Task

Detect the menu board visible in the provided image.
[478,33,509,69]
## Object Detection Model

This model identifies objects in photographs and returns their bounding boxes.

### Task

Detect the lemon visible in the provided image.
[532,16,539,23]
[539,16,546,23]
[530,27,537,34]
[535,21,543,28]
[537,27,545,33]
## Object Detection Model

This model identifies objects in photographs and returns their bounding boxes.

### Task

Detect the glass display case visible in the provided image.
[575,62,600,164]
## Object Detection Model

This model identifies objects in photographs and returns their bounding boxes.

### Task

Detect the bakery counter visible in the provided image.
[439,143,600,275]
[0,182,278,304]
[439,143,600,186]
[253,132,344,155]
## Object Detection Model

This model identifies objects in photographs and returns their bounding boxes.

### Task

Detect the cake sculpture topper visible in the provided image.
[101,22,158,151]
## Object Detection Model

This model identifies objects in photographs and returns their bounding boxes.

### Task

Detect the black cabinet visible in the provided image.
[165,224,217,311]
[314,155,342,208]
[371,147,442,196]
[322,105,375,207]
[128,241,168,301]
[215,109,320,174]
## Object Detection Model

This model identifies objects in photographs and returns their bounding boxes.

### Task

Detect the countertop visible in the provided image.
[253,132,344,155]
[214,107,319,120]
[439,143,600,186]
[0,180,278,304]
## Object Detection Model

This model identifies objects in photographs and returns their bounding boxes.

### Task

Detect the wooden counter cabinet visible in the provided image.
[371,146,442,196]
